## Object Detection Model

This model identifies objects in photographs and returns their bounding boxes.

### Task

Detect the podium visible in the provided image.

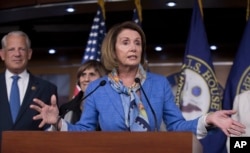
[1,131,202,153]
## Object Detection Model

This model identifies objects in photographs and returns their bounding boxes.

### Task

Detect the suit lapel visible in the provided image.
[139,74,154,126]
[0,73,10,106]
[16,74,39,121]
[104,78,125,119]
[141,74,152,109]
[103,75,153,122]
[0,73,13,126]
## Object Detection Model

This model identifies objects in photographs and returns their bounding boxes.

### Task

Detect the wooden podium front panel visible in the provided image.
[1,131,202,153]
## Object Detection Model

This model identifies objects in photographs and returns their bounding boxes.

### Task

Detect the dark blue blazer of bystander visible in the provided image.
[0,71,58,142]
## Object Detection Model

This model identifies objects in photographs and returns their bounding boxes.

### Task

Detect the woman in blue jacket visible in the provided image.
[30,21,245,139]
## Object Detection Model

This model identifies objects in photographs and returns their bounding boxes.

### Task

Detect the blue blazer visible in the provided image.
[0,71,57,140]
[68,72,199,134]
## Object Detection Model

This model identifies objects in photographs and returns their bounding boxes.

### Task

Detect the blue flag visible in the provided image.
[176,0,222,119]
[175,1,224,153]
[81,4,106,64]
[132,0,150,71]
[223,18,250,152]
[133,8,141,26]
[166,72,180,96]
[74,1,106,97]
[132,0,142,26]
[223,19,250,110]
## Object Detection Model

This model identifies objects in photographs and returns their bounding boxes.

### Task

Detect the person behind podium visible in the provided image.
[0,31,58,141]
[59,60,107,124]
[30,21,245,139]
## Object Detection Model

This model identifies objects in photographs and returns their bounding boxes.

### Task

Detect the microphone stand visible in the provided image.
[60,80,106,118]
[135,78,158,131]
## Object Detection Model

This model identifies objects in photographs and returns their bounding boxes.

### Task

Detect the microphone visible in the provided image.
[135,78,158,131]
[81,80,106,101]
[60,80,106,117]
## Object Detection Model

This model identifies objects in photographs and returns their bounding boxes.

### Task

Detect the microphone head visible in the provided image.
[99,80,106,86]
[134,78,140,83]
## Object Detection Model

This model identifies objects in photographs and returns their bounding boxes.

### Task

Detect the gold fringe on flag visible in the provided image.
[247,0,250,21]
[198,0,204,18]
[134,0,142,22]
[98,0,106,20]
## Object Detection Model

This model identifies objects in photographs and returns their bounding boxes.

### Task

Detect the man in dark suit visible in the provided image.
[0,31,58,142]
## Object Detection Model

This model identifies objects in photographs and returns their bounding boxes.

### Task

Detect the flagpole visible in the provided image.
[198,0,203,18]
[247,0,250,21]
[98,0,106,20]
[134,0,142,22]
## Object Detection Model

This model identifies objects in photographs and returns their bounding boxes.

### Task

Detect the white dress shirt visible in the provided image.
[6,69,29,105]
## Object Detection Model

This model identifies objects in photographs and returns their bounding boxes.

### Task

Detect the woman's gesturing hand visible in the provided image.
[30,94,59,128]
[206,110,246,136]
